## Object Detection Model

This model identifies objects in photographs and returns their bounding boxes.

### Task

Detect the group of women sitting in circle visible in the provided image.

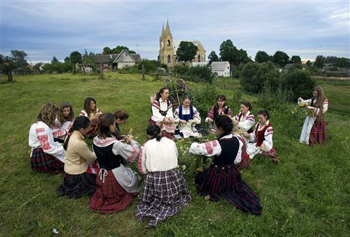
[28,85,327,227]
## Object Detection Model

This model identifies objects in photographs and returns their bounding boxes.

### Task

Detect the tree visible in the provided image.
[314,55,325,68]
[273,51,289,67]
[219,39,250,66]
[306,60,312,67]
[335,57,350,68]
[282,69,316,101]
[70,51,82,65]
[290,55,301,64]
[208,51,219,64]
[0,54,16,82]
[103,47,112,55]
[10,50,28,69]
[255,51,270,63]
[176,41,198,63]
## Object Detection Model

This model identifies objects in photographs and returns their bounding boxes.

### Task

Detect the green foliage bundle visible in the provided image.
[257,84,293,111]
[240,61,280,94]
[137,59,166,73]
[191,84,218,117]
[174,65,215,84]
[282,69,316,101]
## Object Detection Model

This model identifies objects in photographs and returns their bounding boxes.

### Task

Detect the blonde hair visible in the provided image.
[36,103,58,127]
[58,102,74,123]
[313,86,327,121]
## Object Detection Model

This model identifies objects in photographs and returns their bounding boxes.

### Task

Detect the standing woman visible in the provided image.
[205,95,232,131]
[298,86,328,145]
[80,97,102,138]
[90,113,140,214]
[53,102,75,143]
[232,101,255,136]
[136,125,191,227]
[174,95,201,138]
[150,87,176,140]
[28,103,65,174]
[189,115,262,215]
[246,110,278,162]
[57,116,97,199]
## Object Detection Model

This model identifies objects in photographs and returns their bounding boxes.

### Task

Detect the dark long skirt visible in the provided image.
[90,170,137,214]
[57,172,96,199]
[195,164,262,215]
[30,148,64,174]
[135,169,191,227]
[309,119,327,145]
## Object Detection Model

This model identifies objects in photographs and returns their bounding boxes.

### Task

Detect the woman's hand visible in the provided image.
[208,118,213,123]
[298,97,303,101]
[307,106,314,110]
[232,119,238,126]
[180,119,187,124]
[243,132,250,139]
[260,143,266,151]
[125,135,133,144]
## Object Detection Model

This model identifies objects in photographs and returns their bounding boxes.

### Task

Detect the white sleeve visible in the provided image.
[238,116,255,132]
[193,107,201,124]
[174,107,180,123]
[303,99,312,106]
[166,106,174,118]
[249,126,257,142]
[234,137,243,164]
[262,127,273,152]
[189,140,221,157]
[152,104,164,123]
[137,144,148,174]
[112,140,140,163]
[38,126,65,162]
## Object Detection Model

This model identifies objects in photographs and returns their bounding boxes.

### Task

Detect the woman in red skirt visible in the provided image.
[189,115,262,215]
[90,113,140,214]
[298,86,328,146]
[28,103,65,174]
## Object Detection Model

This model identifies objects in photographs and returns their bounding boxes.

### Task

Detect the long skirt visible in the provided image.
[30,148,64,174]
[90,169,137,214]
[195,164,262,215]
[309,119,327,145]
[57,172,96,199]
[86,118,99,138]
[135,169,191,227]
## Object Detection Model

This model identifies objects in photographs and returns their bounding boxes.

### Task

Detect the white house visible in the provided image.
[190,62,208,67]
[112,50,141,69]
[211,61,231,77]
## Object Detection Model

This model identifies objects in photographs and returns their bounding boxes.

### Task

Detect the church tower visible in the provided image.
[159,21,174,67]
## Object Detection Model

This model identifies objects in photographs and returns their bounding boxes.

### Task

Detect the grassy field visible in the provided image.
[0,72,349,236]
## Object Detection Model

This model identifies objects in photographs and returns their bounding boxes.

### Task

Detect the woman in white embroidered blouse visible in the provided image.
[231,101,255,135]
[53,102,74,143]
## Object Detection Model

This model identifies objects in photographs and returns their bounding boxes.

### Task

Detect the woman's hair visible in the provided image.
[182,95,191,102]
[155,87,169,100]
[58,102,74,123]
[114,110,129,121]
[257,110,270,120]
[313,86,327,120]
[36,103,57,127]
[214,115,233,136]
[215,95,227,107]
[63,116,90,150]
[146,125,162,141]
[83,97,97,117]
[98,113,115,139]
[241,101,252,111]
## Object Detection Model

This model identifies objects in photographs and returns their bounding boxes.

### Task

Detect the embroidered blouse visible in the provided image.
[233,111,255,132]
[249,120,274,152]
[151,99,174,123]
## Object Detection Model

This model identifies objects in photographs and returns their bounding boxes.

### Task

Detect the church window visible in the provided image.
[198,55,201,62]
[167,40,171,46]
[168,55,171,64]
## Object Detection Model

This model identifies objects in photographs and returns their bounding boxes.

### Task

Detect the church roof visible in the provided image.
[160,25,165,40]
[164,20,172,38]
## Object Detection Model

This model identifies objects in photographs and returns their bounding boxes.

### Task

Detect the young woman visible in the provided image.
[28,103,65,174]
[246,110,278,162]
[57,116,97,199]
[80,97,102,138]
[232,101,255,135]
[174,95,201,138]
[189,115,262,215]
[298,86,328,145]
[53,102,75,143]
[136,125,191,227]
[206,95,232,131]
[150,87,175,140]
[114,110,129,140]
[90,113,140,214]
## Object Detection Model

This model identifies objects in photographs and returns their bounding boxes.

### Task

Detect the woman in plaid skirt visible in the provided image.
[28,103,65,174]
[57,116,98,199]
[189,115,262,215]
[90,113,140,214]
[298,86,328,145]
[136,125,191,227]
[80,97,102,138]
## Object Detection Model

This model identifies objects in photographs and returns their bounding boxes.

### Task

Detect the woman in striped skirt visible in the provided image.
[189,115,262,215]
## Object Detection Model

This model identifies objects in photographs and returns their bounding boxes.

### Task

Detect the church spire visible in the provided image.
[160,24,165,40]
[164,20,172,38]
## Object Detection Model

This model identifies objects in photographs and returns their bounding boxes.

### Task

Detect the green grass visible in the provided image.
[0,73,349,236]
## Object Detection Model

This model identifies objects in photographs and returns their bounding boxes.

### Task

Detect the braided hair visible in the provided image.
[146,125,162,141]
[63,116,90,150]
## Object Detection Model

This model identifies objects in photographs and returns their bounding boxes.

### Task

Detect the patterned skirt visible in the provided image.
[31,148,64,174]
[57,172,96,199]
[309,119,327,145]
[90,169,137,214]
[195,164,262,215]
[86,118,99,138]
[135,169,191,227]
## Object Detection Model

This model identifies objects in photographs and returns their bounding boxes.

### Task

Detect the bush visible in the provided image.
[257,84,293,111]
[174,65,189,76]
[240,61,280,94]
[137,59,166,73]
[175,65,215,84]
[282,69,316,101]
[191,84,218,118]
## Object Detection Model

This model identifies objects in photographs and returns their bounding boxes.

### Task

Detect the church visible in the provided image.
[158,21,206,67]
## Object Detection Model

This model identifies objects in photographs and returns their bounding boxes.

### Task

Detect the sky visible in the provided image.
[1,0,349,64]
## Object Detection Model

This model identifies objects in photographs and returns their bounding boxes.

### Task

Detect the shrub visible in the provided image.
[175,65,215,84]
[282,69,316,101]
[240,61,280,94]
[191,84,218,118]
[174,65,189,76]
[257,84,293,111]
[137,59,165,73]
